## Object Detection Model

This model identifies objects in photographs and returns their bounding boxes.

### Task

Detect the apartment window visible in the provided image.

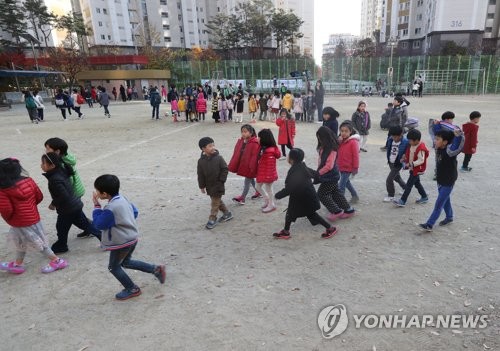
[401,42,408,48]
[108,35,111,40]
[402,29,408,36]
[485,27,493,33]
[489,0,496,5]
[118,26,125,29]
[161,12,168,17]
[96,8,101,13]
[200,7,203,12]
[163,24,170,30]
[180,26,183,32]
[101,34,105,39]
[164,36,171,42]
[417,0,423,5]
[403,16,409,23]
[217,6,220,12]
[417,14,423,21]
[98,21,103,26]
[413,41,421,49]
[103,8,107,14]
[178,14,182,20]
[160,0,167,4]
[487,13,495,19]
[177,2,181,9]
[415,28,421,35]
[202,19,204,23]
[117,13,123,17]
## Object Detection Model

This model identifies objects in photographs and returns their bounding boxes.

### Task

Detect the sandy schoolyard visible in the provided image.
[0,94,499,350]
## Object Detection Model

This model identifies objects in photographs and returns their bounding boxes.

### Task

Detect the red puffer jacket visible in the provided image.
[276,117,296,146]
[228,136,260,178]
[0,178,43,227]
[256,146,281,183]
[196,96,207,113]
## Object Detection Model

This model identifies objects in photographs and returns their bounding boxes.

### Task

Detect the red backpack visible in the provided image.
[76,94,85,105]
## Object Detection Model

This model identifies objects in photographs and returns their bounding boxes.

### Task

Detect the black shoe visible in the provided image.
[77,231,91,238]
[439,218,453,226]
[272,229,290,239]
[51,242,69,254]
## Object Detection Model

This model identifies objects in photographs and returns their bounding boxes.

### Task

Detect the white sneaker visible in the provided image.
[383,196,394,202]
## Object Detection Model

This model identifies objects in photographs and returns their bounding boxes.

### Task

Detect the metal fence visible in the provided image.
[172,55,500,95]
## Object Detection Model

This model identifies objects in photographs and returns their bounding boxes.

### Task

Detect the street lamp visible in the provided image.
[387,37,398,94]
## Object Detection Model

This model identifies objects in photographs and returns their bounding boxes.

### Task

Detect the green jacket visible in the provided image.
[63,152,85,198]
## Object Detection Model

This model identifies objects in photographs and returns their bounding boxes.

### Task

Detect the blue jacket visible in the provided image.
[386,136,409,167]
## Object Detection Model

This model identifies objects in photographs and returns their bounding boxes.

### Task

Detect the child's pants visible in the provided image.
[359,135,368,149]
[108,243,155,289]
[55,210,101,249]
[256,182,275,206]
[210,196,228,221]
[339,172,358,198]
[317,181,351,214]
[400,173,427,203]
[281,143,292,157]
[462,154,473,168]
[220,109,228,122]
[259,110,267,120]
[284,212,330,231]
[386,163,406,197]
[242,177,256,198]
[426,184,454,226]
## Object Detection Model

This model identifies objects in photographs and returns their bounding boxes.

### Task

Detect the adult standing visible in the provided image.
[119,84,127,102]
[150,87,161,120]
[315,79,325,122]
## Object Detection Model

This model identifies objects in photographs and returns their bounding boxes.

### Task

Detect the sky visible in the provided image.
[314,0,362,64]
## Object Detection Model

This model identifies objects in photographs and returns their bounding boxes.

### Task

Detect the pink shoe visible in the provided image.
[232,195,245,205]
[262,205,276,213]
[41,258,68,273]
[327,211,344,222]
[0,261,25,274]
[340,210,356,219]
[261,201,269,209]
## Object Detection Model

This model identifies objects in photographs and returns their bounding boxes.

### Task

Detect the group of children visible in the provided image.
[0,138,165,301]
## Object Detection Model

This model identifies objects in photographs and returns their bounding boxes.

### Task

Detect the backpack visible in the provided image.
[25,96,37,109]
[55,97,65,106]
[76,94,85,105]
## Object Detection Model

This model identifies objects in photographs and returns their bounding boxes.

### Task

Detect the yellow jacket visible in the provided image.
[282,93,293,111]
[178,99,186,112]
[249,98,257,113]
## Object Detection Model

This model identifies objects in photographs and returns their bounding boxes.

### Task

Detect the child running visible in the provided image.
[337,121,360,204]
[314,126,355,221]
[461,111,481,172]
[255,129,281,213]
[92,174,165,300]
[0,158,68,274]
[44,137,93,239]
[228,124,261,204]
[276,108,296,158]
[41,152,100,253]
[197,137,233,229]
[393,129,429,207]
[273,148,338,240]
[351,101,371,152]
[419,129,464,231]
[384,126,408,202]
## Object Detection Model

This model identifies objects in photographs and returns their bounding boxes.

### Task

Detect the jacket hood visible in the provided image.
[200,149,220,160]
[0,178,31,201]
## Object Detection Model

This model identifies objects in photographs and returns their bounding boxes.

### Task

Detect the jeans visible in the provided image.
[281,143,292,157]
[242,177,256,198]
[56,210,101,247]
[210,196,228,221]
[386,163,406,197]
[400,173,427,203]
[316,104,323,121]
[108,243,155,289]
[259,110,267,120]
[37,108,44,120]
[339,171,358,198]
[426,184,454,226]
[103,105,110,115]
[152,105,160,119]
[73,106,83,117]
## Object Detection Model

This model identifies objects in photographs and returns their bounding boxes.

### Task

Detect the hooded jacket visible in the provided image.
[337,134,360,173]
[62,152,85,198]
[0,178,43,227]
[351,111,371,135]
[276,117,296,146]
[43,168,83,215]
[197,150,228,197]
[196,96,207,113]
[228,136,260,178]
[256,146,281,183]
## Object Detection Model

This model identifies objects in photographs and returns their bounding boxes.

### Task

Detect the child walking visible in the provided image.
[187,95,197,122]
[292,93,303,122]
[256,129,281,213]
[219,95,228,123]
[269,92,281,121]
[92,174,165,300]
[384,126,408,202]
[258,93,268,121]
[461,111,481,172]
[44,137,92,239]
[41,152,100,253]
[171,96,179,122]
[228,124,261,204]
[273,148,338,240]
[419,129,464,231]
[0,158,68,274]
[248,94,257,123]
[197,137,233,229]
[178,95,187,122]
[276,108,296,158]
[351,101,371,152]
[393,129,429,207]
[314,126,355,221]
[337,121,360,204]
[234,93,244,123]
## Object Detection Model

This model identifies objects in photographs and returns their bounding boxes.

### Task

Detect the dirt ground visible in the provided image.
[0,94,499,351]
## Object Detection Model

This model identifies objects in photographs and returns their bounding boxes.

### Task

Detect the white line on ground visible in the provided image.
[16,129,21,134]
[80,124,196,168]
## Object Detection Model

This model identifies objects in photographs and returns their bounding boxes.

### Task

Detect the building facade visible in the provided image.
[322,34,360,56]
[374,0,499,55]
[361,0,383,40]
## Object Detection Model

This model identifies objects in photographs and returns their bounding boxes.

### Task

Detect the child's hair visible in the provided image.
[316,126,339,152]
[357,101,366,111]
[286,90,291,94]
[435,130,454,143]
[94,174,120,196]
[288,148,304,163]
[389,125,403,136]
[387,102,393,108]
[279,108,290,119]
[407,129,422,141]
[72,88,78,93]
[339,120,356,136]
[258,128,277,148]
[293,92,299,98]
[42,152,74,176]
[45,137,69,156]
[212,92,217,98]
[322,106,339,119]
[198,137,214,150]
[241,124,256,137]
[441,111,455,120]
[259,92,264,98]
[470,111,481,119]
[0,158,27,188]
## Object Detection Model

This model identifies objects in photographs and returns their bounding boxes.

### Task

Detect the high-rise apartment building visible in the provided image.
[322,34,360,56]
[374,0,499,55]
[360,0,383,40]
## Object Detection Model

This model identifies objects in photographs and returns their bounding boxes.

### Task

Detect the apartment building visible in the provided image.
[322,34,360,56]
[361,0,383,40]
